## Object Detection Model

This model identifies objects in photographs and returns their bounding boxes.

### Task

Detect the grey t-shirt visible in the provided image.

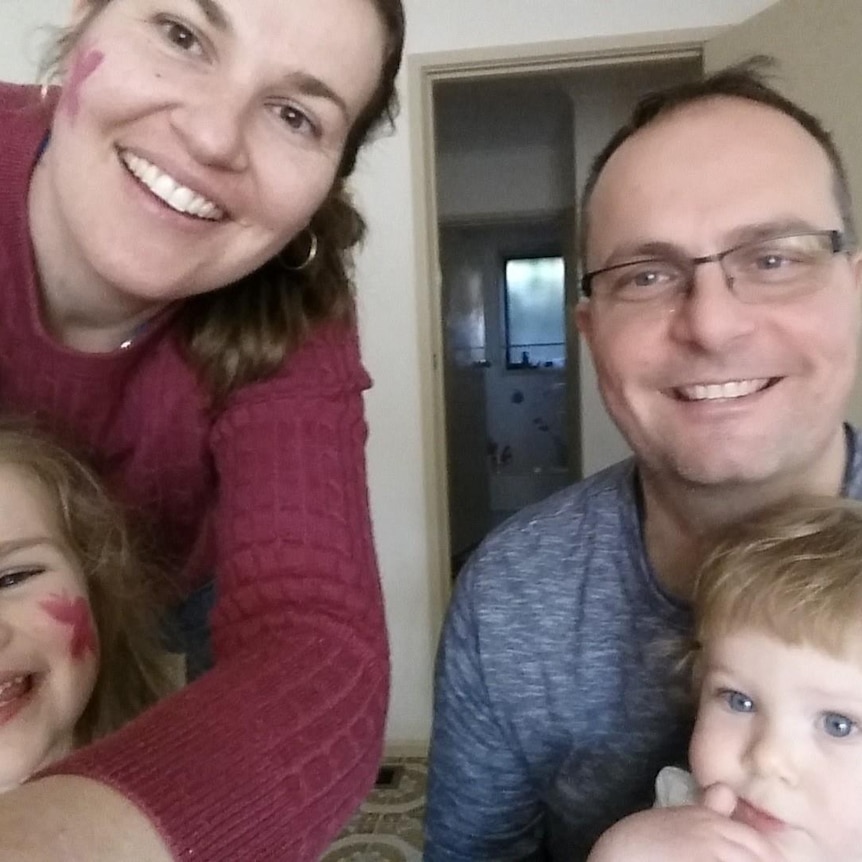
[425,427,862,861]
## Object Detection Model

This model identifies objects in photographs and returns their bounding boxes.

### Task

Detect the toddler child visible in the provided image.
[588,496,862,862]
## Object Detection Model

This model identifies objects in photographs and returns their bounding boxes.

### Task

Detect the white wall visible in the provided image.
[1,0,780,748]
[0,0,68,82]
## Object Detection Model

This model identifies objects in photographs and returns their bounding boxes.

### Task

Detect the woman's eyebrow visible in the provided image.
[191,0,230,32]
[282,72,349,121]
[185,2,349,122]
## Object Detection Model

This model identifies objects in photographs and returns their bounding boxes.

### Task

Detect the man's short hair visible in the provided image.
[580,56,856,262]
[693,496,862,661]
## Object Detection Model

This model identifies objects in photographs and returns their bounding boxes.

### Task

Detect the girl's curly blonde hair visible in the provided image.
[0,422,175,745]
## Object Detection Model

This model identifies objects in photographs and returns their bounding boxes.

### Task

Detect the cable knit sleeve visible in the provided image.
[41,320,389,861]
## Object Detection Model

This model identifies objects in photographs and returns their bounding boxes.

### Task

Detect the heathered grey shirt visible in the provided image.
[425,427,862,861]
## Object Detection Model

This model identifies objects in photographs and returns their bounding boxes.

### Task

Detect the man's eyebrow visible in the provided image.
[599,218,828,267]
[599,240,684,266]
[191,0,230,32]
[724,218,824,246]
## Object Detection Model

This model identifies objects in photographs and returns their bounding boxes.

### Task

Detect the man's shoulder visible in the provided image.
[457,458,642,610]
[478,458,638,555]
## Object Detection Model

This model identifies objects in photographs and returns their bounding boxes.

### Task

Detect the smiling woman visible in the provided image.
[0,0,405,860]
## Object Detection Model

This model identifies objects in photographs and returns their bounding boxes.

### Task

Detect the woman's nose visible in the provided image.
[169,89,251,172]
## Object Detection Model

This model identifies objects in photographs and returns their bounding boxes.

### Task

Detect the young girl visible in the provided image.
[589,497,862,862]
[0,423,172,794]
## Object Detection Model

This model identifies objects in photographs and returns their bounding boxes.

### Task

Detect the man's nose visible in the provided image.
[668,259,756,352]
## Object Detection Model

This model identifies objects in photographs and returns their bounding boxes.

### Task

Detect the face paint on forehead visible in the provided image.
[59,48,105,121]
[39,594,98,661]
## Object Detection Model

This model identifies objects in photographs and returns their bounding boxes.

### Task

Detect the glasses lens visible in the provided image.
[727,233,838,302]
[592,259,683,303]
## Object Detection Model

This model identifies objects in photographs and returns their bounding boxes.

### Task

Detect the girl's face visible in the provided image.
[0,465,98,792]
[31,0,386,313]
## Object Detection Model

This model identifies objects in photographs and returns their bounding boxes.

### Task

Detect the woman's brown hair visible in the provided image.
[0,422,174,745]
[43,0,406,400]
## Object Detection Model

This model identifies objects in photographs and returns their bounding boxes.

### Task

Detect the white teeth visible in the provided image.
[0,675,28,703]
[120,150,224,221]
[151,173,176,200]
[681,378,770,402]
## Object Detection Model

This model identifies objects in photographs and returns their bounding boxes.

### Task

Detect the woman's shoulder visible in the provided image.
[218,317,372,410]
[0,83,53,152]
[0,82,43,113]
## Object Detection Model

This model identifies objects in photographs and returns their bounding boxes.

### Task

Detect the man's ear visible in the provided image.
[574,300,593,345]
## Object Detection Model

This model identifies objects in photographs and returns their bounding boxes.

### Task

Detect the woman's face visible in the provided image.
[34,0,386,308]
[0,466,98,793]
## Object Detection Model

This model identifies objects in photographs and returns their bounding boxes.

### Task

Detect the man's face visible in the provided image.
[690,631,862,861]
[577,97,862,490]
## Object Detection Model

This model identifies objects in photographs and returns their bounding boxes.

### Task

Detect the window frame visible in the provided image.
[501,250,566,371]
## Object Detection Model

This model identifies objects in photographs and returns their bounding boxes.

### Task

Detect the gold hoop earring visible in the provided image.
[278,231,318,272]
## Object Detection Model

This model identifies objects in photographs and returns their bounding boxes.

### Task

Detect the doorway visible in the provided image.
[432,60,701,579]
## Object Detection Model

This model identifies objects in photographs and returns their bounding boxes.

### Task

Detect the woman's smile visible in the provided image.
[119,149,225,220]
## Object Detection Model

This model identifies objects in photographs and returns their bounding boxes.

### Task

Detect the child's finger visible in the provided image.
[700,782,738,817]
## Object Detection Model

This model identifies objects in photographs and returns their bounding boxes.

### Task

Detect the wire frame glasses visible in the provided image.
[581,230,846,305]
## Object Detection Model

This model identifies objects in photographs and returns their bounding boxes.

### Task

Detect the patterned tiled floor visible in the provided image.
[321,757,426,861]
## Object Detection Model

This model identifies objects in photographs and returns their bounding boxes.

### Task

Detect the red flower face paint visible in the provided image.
[60,48,105,121]
[39,594,98,661]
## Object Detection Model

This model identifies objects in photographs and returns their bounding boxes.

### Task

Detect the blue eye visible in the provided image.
[755,253,789,270]
[822,712,857,739]
[721,689,755,713]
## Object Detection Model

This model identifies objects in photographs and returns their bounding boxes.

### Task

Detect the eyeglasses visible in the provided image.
[581,230,847,305]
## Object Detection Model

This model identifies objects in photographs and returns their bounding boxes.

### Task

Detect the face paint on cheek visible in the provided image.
[39,594,98,661]
[59,48,105,121]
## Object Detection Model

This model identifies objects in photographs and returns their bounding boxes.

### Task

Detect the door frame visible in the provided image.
[408,28,721,624]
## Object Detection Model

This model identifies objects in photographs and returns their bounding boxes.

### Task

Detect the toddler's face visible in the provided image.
[0,466,99,792]
[690,629,862,862]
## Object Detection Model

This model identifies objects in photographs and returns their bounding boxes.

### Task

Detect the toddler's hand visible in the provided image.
[586,789,784,862]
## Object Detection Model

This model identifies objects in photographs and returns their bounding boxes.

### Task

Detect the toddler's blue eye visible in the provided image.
[822,712,856,738]
[722,689,754,713]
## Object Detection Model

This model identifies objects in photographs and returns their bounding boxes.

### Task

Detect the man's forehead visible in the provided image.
[602,97,829,190]
[586,96,838,256]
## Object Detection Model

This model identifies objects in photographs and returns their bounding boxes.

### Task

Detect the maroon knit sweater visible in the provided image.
[0,83,388,860]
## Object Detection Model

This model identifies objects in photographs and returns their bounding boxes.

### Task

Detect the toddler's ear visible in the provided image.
[700,783,737,817]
